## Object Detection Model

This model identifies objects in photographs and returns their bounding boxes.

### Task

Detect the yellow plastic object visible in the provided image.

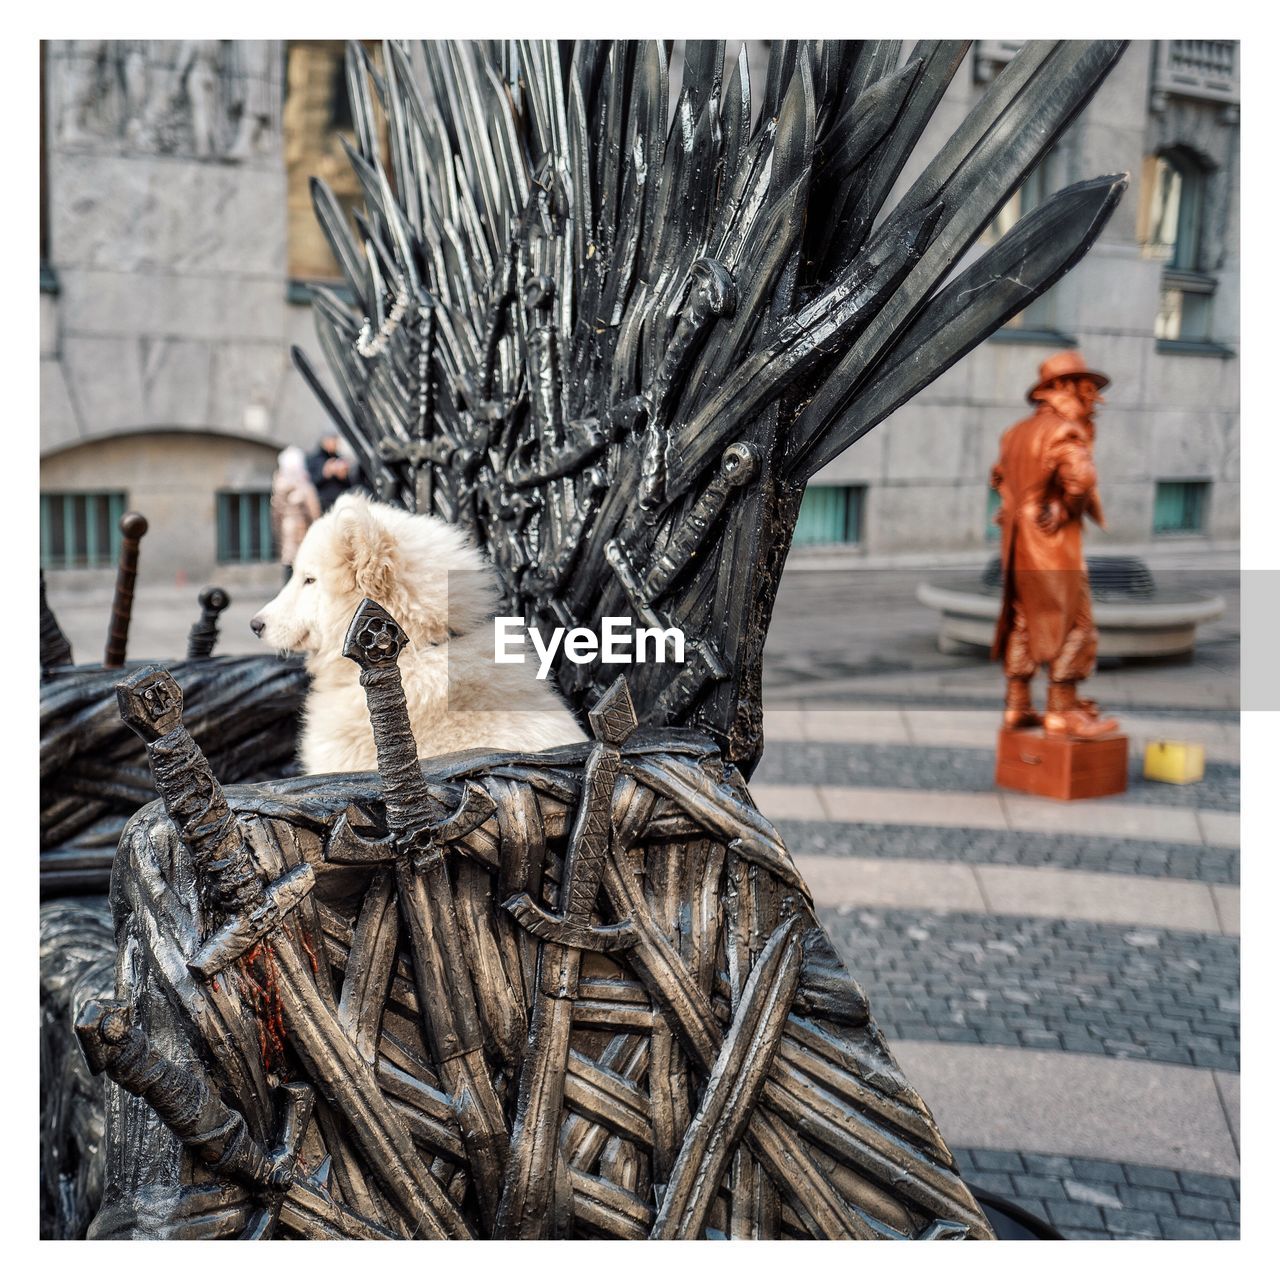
[1143,740,1206,785]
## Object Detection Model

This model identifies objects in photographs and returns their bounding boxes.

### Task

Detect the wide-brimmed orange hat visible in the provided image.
[1027,350,1110,403]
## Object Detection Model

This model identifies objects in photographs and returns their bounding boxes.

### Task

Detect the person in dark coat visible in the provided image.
[989,351,1118,739]
[306,434,355,511]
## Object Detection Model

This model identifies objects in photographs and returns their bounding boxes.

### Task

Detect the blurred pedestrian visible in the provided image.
[271,445,321,582]
[306,433,356,511]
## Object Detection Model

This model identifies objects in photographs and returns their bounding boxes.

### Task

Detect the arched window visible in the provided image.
[1142,148,1207,271]
[1141,147,1216,344]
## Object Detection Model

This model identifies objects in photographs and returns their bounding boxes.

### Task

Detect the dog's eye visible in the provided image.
[302,576,316,586]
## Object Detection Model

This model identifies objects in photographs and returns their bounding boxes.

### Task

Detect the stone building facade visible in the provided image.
[807,39,1240,554]
[39,40,1240,588]
[39,39,341,590]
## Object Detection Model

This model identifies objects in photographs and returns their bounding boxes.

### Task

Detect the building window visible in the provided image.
[283,40,382,289]
[40,492,127,569]
[1142,151,1205,271]
[1141,149,1216,343]
[1153,480,1210,535]
[217,491,277,563]
[794,485,865,546]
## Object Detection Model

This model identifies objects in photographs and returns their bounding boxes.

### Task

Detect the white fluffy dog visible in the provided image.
[251,492,585,774]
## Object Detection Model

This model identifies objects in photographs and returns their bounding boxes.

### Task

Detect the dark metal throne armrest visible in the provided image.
[85,604,992,1240]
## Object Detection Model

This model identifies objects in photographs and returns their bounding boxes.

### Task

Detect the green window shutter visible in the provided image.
[108,493,125,564]
[239,492,252,562]
[794,486,866,547]
[39,494,53,568]
[40,492,128,569]
[1153,480,1209,534]
[844,485,864,543]
[216,491,275,563]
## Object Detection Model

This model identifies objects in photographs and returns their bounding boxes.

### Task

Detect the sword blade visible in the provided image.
[496,680,635,1237]
[394,861,509,1230]
[276,1173,400,1240]
[267,936,470,1239]
[598,850,868,1237]
[493,949,577,1237]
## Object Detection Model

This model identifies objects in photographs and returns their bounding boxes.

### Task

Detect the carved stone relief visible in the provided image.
[51,39,282,161]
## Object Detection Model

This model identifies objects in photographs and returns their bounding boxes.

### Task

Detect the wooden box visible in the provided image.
[996,727,1129,801]
[1143,739,1206,785]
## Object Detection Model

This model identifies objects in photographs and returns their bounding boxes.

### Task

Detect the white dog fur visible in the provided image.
[251,492,586,774]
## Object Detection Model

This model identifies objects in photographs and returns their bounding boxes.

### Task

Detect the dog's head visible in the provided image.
[250,492,497,657]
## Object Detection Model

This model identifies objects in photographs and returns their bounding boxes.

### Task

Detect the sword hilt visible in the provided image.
[342,600,452,855]
[186,585,231,660]
[649,258,736,423]
[76,998,280,1189]
[639,258,736,514]
[642,442,758,603]
[560,679,636,921]
[104,510,148,668]
[503,896,637,953]
[117,665,263,917]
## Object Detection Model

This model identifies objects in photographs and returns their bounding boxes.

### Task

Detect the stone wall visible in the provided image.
[40,39,344,584]
[40,432,282,589]
[41,39,1240,581]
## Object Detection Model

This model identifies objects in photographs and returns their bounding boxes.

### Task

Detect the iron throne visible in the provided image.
[81,39,1128,1241]
[294,38,1127,773]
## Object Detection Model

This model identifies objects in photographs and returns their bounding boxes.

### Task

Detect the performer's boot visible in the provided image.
[1043,681,1119,738]
[1003,677,1041,730]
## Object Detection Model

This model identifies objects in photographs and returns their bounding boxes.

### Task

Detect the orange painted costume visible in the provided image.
[989,352,1118,738]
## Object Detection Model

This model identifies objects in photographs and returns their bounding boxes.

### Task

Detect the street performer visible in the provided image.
[990,351,1119,739]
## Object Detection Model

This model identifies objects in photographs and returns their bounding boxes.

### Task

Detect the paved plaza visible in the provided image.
[757,545,1240,1239]
[45,544,1241,1239]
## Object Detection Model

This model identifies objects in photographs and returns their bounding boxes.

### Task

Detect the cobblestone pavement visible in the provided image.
[758,552,1241,1240]
[776,819,1240,884]
[952,1149,1240,1240]
[821,907,1239,1070]
[755,740,1239,810]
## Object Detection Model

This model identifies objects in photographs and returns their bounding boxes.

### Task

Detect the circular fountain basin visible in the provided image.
[916,556,1225,658]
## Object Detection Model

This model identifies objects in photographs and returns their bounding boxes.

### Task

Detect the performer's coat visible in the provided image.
[990,402,1103,664]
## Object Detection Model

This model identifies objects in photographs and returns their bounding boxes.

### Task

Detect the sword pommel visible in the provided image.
[587,676,638,747]
[77,997,277,1190]
[119,511,149,541]
[117,663,265,919]
[342,598,452,839]
[187,587,231,660]
[343,599,411,670]
[104,511,149,667]
[116,664,184,742]
[720,441,758,483]
[98,1004,131,1046]
[688,256,737,318]
[199,585,230,613]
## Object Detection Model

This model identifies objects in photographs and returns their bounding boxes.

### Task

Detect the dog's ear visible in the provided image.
[334,498,400,604]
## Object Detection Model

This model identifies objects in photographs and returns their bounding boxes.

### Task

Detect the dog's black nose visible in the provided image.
[250,615,265,637]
